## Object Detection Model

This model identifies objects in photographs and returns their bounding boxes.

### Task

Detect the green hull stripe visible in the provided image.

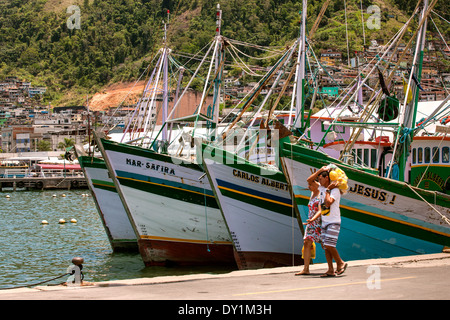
[91,179,117,192]
[117,176,219,209]
[78,156,108,170]
[102,139,202,171]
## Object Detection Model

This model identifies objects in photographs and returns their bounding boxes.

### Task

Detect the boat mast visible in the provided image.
[212,3,223,141]
[194,4,223,142]
[292,0,307,130]
[161,17,170,144]
[86,95,91,156]
[388,0,429,181]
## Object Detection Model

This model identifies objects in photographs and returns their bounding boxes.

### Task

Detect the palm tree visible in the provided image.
[58,137,75,151]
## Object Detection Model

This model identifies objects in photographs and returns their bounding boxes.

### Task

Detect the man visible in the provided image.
[313,166,347,277]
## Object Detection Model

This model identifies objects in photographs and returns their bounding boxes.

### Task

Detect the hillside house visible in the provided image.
[320,49,342,66]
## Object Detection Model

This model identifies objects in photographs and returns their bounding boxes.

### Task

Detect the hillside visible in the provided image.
[0,0,448,109]
[88,81,146,111]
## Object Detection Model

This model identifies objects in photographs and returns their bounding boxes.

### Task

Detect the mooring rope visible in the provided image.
[0,273,70,290]
[406,184,450,226]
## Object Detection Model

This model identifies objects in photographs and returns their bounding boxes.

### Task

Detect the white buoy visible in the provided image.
[70,218,77,223]
[52,194,57,197]
[58,219,66,224]
[81,194,86,197]
[41,220,49,225]
[5,195,10,198]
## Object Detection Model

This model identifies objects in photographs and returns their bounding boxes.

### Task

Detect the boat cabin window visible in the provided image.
[321,123,345,134]
[413,146,449,164]
[353,148,377,168]
[424,147,431,163]
[443,147,449,163]
[371,149,377,168]
[364,149,369,166]
[432,147,439,163]
[356,149,362,165]
[417,147,423,163]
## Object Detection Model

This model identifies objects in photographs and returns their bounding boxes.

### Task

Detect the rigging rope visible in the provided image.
[430,15,450,52]
[226,45,262,76]
[432,10,450,25]
[339,4,423,159]
[226,40,285,61]
[224,37,285,53]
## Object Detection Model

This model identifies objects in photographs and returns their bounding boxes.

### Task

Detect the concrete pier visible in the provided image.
[1,253,449,301]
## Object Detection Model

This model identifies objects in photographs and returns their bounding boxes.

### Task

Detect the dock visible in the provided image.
[0,253,449,301]
[0,162,88,190]
[0,176,88,191]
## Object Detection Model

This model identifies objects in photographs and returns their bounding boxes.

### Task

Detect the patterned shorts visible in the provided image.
[321,223,340,248]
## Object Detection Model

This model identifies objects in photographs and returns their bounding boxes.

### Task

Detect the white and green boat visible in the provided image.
[77,154,138,252]
[202,141,303,269]
[95,7,237,267]
[97,138,235,266]
[200,21,306,269]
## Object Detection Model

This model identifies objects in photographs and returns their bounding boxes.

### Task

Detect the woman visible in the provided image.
[295,171,322,276]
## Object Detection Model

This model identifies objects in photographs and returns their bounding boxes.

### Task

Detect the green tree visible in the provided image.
[37,140,51,151]
[57,138,75,151]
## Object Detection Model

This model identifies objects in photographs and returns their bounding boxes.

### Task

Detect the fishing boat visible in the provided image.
[77,152,138,252]
[0,160,28,178]
[202,140,303,269]
[201,41,304,269]
[95,6,236,266]
[0,160,87,190]
[280,0,450,261]
[97,138,234,266]
[199,0,332,269]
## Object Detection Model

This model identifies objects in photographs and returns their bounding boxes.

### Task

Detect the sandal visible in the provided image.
[320,273,336,277]
[336,263,348,275]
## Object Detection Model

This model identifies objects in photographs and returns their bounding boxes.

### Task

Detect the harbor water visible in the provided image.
[0,190,236,290]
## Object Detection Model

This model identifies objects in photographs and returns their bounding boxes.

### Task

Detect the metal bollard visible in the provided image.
[66,257,84,286]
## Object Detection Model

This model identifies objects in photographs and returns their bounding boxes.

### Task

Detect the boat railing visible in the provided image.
[1,168,30,178]
[30,169,84,178]
[1,168,84,179]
